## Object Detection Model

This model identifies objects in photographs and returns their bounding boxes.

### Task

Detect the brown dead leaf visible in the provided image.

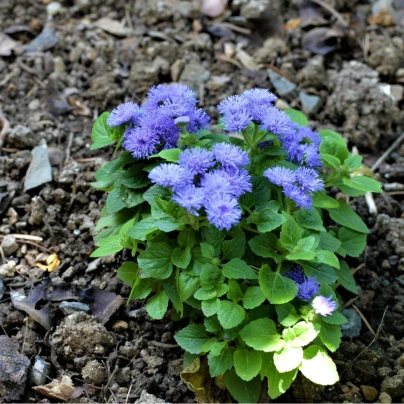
[68,96,91,116]
[199,0,228,17]
[36,253,60,272]
[0,32,24,56]
[95,17,132,37]
[368,9,395,27]
[284,18,301,30]
[32,375,75,401]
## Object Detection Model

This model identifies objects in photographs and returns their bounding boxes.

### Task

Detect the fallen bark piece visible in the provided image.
[32,375,75,401]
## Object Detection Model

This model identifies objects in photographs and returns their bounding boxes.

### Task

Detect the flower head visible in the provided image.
[295,167,324,193]
[259,107,295,136]
[219,168,252,197]
[242,88,277,106]
[283,266,305,284]
[188,108,211,133]
[200,170,233,196]
[212,143,250,169]
[172,185,205,215]
[122,127,159,158]
[148,163,191,189]
[264,166,296,187]
[297,277,320,302]
[107,102,140,127]
[283,185,312,209]
[312,295,338,316]
[179,148,214,175]
[205,195,242,231]
[144,84,197,112]
[218,95,252,133]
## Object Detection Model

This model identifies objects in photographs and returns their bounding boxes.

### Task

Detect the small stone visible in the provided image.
[128,307,147,318]
[28,99,41,111]
[8,125,35,148]
[140,352,164,368]
[24,144,53,191]
[112,320,128,332]
[135,390,167,404]
[380,369,404,397]
[46,1,62,16]
[81,360,107,385]
[0,280,5,300]
[379,392,392,403]
[95,17,132,37]
[268,69,297,99]
[378,367,393,378]
[341,308,362,338]
[170,59,185,82]
[28,196,47,225]
[59,301,91,315]
[360,385,379,401]
[299,91,322,115]
[30,356,50,386]
[1,235,18,256]
[0,261,16,279]
[179,62,210,96]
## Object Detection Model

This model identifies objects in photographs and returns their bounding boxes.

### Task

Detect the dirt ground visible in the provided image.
[0,0,404,402]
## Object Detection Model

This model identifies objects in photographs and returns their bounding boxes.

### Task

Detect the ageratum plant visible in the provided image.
[90,85,382,403]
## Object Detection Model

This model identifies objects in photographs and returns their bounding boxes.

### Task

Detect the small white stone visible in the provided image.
[46,1,62,16]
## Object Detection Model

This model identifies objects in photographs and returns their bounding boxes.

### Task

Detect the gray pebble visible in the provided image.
[341,308,362,338]
[30,356,50,386]
[1,235,18,257]
[60,301,91,315]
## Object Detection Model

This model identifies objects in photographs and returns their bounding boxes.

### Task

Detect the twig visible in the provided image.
[216,22,251,36]
[336,263,364,289]
[150,340,179,348]
[343,296,359,309]
[310,0,349,27]
[352,304,375,335]
[15,240,50,252]
[65,132,74,163]
[0,107,10,149]
[0,246,7,264]
[371,132,404,172]
[0,234,43,241]
[365,191,378,216]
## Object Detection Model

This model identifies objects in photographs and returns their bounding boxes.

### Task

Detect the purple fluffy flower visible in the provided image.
[174,116,191,126]
[205,195,242,231]
[107,102,140,127]
[172,185,205,215]
[218,95,252,133]
[221,168,253,197]
[297,277,320,302]
[264,166,296,187]
[295,167,324,193]
[200,170,233,196]
[259,107,295,136]
[242,88,277,106]
[212,143,250,169]
[179,148,214,175]
[304,145,322,168]
[123,127,159,158]
[144,84,197,112]
[283,185,312,209]
[312,295,338,316]
[148,163,191,189]
[188,108,211,133]
[283,266,305,284]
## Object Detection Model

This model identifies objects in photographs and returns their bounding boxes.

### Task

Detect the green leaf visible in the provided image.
[202,298,220,317]
[319,136,349,163]
[254,209,286,233]
[203,340,227,356]
[283,321,319,347]
[342,176,382,193]
[242,287,266,309]
[300,262,338,283]
[174,324,210,354]
[222,231,246,260]
[274,345,303,373]
[300,345,339,385]
[163,271,183,314]
[128,278,152,302]
[90,112,115,150]
[338,227,366,257]
[321,312,348,325]
[280,215,301,251]
[200,264,223,290]
[151,148,182,162]
[171,247,192,269]
[259,265,298,304]
[117,262,137,285]
[318,322,341,352]
[217,300,245,329]
[248,234,282,263]
[223,369,261,404]
[138,242,173,279]
[234,349,262,381]
[227,279,243,302]
[155,217,182,232]
[178,229,197,249]
[106,187,126,213]
[285,109,308,126]
[319,232,341,253]
[208,346,234,377]
[146,291,169,320]
[337,261,358,294]
[204,316,221,333]
[345,154,362,170]
[295,209,325,232]
[312,192,339,209]
[129,217,158,240]
[338,183,366,197]
[90,234,122,257]
[178,273,200,302]
[318,129,345,142]
[120,165,150,189]
[327,200,369,233]
[252,176,272,205]
[239,318,283,352]
[275,303,300,327]
[286,251,316,261]
[201,227,224,255]
[143,184,171,204]
[322,154,342,169]
[313,250,340,269]
[222,258,258,280]
[200,243,215,259]
[261,355,298,399]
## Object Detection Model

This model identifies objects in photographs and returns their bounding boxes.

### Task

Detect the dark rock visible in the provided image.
[0,336,30,401]
[1,235,18,256]
[341,308,362,338]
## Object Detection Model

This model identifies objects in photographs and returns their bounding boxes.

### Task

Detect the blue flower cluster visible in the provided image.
[283,266,320,302]
[149,144,252,231]
[107,85,210,158]
[264,166,324,209]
